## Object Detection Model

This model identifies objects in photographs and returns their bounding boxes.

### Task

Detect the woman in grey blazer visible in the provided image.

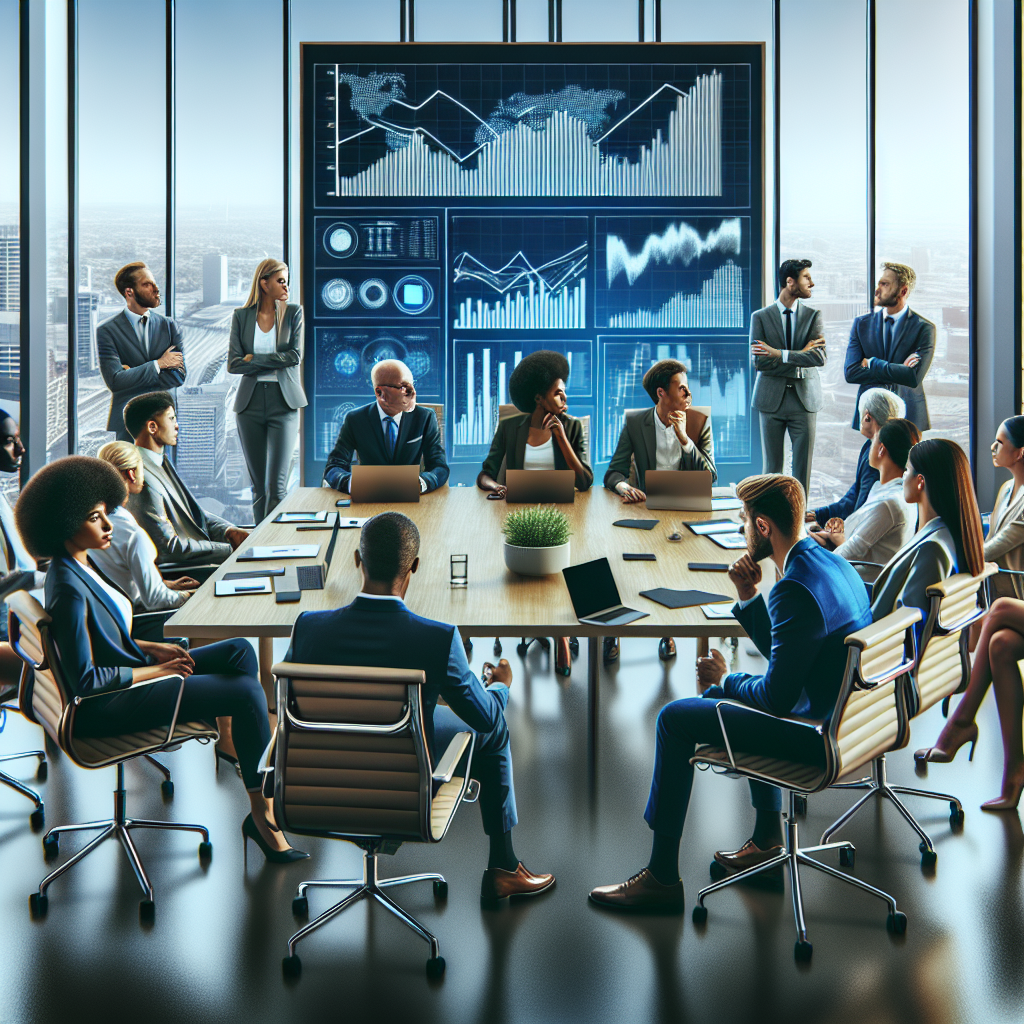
[228,260,308,525]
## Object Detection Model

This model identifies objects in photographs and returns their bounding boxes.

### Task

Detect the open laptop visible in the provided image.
[296,514,342,590]
[562,558,649,627]
[350,464,421,503]
[645,470,713,512]
[505,469,575,504]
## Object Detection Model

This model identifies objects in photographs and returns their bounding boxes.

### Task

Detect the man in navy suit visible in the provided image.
[323,359,449,493]
[97,262,187,442]
[285,511,554,902]
[844,261,935,431]
[590,474,871,911]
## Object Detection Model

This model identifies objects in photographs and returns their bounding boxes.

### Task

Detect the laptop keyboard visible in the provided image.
[590,608,626,622]
[296,565,324,590]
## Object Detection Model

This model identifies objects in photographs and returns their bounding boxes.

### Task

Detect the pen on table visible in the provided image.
[233,584,266,592]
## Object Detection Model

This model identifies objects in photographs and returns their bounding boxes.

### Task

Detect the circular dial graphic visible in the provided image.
[393,274,434,315]
[321,278,354,310]
[323,221,358,258]
[358,278,389,310]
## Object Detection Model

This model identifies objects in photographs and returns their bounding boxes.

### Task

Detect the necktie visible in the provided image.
[384,417,397,457]
[139,314,148,346]
[783,307,793,348]
[884,316,894,358]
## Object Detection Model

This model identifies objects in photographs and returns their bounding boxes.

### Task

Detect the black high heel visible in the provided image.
[215,747,243,779]
[241,813,309,864]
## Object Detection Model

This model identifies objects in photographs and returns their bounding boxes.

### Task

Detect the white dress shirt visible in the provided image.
[252,319,278,382]
[375,402,427,492]
[835,477,915,567]
[654,409,695,470]
[90,504,188,612]
[123,307,161,377]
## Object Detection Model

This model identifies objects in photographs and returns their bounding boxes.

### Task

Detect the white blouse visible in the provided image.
[836,478,916,568]
[523,437,556,471]
[253,319,278,382]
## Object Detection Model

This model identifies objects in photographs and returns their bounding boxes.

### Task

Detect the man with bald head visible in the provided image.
[323,359,449,493]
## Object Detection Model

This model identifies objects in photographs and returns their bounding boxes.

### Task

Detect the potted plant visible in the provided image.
[501,505,572,577]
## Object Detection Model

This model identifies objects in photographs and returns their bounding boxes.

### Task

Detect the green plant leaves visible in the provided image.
[501,505,572,548]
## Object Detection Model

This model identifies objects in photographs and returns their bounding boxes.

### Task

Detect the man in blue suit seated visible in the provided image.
[590,474,871,911]
[285,511,554,902]
[322,359,449,494]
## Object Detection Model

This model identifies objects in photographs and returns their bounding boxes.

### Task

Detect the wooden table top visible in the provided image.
[164,486,752,640]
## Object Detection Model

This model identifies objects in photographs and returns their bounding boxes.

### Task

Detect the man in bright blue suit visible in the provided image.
[590,474,871,911]
[285,511,554,903]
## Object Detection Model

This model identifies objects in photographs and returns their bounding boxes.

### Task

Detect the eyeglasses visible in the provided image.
[377,383,416,396]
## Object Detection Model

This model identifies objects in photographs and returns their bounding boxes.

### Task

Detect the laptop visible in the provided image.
[645,470,714,512]
[562,558,649,627]
[275,516,342,601]
[505,469,575,504]
[350,464,421,503]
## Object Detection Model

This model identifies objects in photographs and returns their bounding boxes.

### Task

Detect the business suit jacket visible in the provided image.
[869,517,958,624]
[813,438,878,526]
[603,406,717,492]
[97,310,186,434]
[227,302,308,412]
[749,302,826,414]
[482,411,593,492]
[722,537,872,720]
[844,309,935,430]
[985,479,1024,598]
[127,451,235,565]
[323,402,449,493]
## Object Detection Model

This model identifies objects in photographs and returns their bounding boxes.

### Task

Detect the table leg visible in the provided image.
[697,636,710,659]
[588,637,599,792]
[259,637,275,711]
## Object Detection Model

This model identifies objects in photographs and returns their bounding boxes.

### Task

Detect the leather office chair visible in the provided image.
[690,606,920,962]
[264,661,477,980]
[7,591,218,923]
[820,565,997,868]
[419,403,445,459]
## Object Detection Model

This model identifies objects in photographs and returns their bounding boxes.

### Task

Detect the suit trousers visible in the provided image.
[433,704,517,835]
[759,386,816,495]
[74,638,269,790]
[643,695,827,837]
[236,382,299,526]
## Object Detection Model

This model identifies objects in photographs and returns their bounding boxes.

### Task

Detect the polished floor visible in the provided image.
[2,636,1022,1024]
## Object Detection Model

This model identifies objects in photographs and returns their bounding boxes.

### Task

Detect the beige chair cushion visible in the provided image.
[691,745,826,792]
[71,720,217,768]
[431,777,465,840]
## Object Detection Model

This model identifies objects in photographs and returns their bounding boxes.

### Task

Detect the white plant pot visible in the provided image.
[503,540,571,577]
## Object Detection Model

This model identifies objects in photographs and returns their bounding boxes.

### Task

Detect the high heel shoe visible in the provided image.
[215,746,243,779]
[982,774,1024,812]
[241,812,309,864]
[914,721,979,765]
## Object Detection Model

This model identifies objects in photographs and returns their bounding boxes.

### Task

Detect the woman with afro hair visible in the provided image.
[477,350,592,675]
[15,457,307,863]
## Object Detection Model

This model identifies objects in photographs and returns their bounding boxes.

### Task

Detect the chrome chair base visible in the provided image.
[284,843,447,978]
[694,792,905,962]
[820,755,961,868]
[29,761,209,922]
[0,749,46,826]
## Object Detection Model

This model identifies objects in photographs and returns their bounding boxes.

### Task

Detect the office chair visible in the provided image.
[7,591,218,923]
[690,606,920,962]
[264,661,478,980]
[821,565,997,867]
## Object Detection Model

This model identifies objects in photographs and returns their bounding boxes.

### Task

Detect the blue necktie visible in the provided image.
[884,316,894,358]
[384,416,397,457]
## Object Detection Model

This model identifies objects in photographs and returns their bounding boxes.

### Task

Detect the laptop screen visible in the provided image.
[562,558,623,619]
[323,517,341,571]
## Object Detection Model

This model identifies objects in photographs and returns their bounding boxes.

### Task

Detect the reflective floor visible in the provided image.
[2,636,1022,1024]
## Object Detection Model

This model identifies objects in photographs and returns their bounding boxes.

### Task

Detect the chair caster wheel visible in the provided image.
[839,847,855,868]
[709,860,728,882]
[30,808,45,832]
[493,640,502,656]
[887,910,908,935]
[516,642,528,657]
[42,835,59,860]
[198,841,213,863]
[292,895,308,918]
[139,899,155,925]
[793,795,807,816]
[949,803,964,830]
[919,846,937,869]
[282,954,302,978]
[426,956,446,979]
[569,638,579,657]
[160,780,174,800]
[433,879,448,898]
[692,904,708,924]
[794,940,813,962]
[36,760,47,782]
[29,892,48,919]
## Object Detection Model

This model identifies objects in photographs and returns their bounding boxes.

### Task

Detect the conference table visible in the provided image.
[164,485,753,764]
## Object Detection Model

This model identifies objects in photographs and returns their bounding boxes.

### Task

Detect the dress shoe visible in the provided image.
[589,868,684,912]
[713,839,784,872]
[602,636,620,664]
[658,637,676,661]
[480,863,555,902]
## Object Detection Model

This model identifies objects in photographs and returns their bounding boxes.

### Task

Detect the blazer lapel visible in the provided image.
[114,311,148,363]
[513,415,531,470]
[641,407,657,473]
[149,456,204,530]
[767,305,787,348]
[276,302,290,351]
[395,407,417,461]
[66,558,134,646]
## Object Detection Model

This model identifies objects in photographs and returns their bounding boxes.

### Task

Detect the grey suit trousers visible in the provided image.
[759,386,815,495]
[236,381,298,525]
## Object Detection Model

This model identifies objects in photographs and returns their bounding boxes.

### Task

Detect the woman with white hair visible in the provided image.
[92,441,198,641]
[228,259,307,525]
[808,387,906,527]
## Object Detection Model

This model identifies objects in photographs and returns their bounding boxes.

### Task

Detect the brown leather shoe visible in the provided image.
[480,863,556,902]
[714,839,784,872]
[589,868,684,912]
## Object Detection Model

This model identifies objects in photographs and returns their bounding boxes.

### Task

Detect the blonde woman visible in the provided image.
[92,441,198,642]
[228,259,307,524]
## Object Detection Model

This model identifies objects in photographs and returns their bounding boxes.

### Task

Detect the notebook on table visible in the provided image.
[562,558,649,627]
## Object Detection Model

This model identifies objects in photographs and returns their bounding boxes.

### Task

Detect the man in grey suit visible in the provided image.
[124,391,249,570]
[97,262,186,442]
[750,258,827,495]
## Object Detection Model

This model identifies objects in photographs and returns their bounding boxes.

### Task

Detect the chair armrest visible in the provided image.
[283,702,413,735]
[71,673,185,749]
[711,699,823,769]
[257,731,277,776]
[847,560,884,570]
[432,731,472,784]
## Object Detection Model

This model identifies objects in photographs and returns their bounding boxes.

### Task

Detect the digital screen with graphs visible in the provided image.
[302,43,763,484]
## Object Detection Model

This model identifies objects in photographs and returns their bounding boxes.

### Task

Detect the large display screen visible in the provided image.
[302,43,763,485]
